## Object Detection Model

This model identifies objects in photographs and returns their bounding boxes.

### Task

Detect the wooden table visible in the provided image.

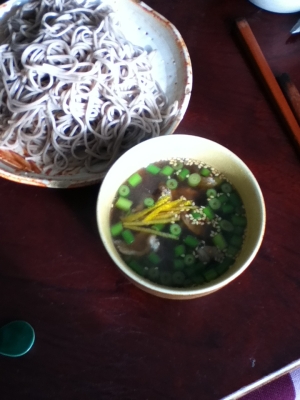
[0,0,300,399]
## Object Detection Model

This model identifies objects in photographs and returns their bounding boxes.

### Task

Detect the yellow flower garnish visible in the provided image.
[121,195,197,239]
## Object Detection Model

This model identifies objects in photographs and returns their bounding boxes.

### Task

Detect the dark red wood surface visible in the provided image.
[0,0,300,399]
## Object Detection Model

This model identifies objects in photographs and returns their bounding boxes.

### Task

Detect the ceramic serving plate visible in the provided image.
[0,0,192,188]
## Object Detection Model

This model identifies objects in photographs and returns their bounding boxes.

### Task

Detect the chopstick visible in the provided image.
[278,73,300,125]
[235,18,300,150]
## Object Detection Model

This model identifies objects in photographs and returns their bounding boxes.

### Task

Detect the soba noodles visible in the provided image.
[0,0,178,175]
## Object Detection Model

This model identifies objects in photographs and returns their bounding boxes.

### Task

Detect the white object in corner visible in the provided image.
[248,0,300,13]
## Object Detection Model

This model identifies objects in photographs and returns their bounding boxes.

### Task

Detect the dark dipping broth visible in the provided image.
[110,158,247,288]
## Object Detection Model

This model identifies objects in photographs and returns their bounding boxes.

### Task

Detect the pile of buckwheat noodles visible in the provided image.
[0,0,178,175]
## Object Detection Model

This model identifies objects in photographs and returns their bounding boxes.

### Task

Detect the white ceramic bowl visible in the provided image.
[96,134,266,299]
[248,0,300,13]
[0,0,192,188]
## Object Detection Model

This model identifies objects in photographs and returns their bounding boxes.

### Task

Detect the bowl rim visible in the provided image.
[96,134,266,299]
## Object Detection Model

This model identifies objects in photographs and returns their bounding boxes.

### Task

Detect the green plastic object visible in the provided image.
[0,321,35,357]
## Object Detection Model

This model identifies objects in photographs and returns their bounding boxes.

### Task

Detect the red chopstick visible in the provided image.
[278,73,300,126]
[236,18,300,150]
